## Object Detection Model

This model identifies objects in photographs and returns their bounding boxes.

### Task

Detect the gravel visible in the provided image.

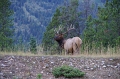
[0,55,120,79]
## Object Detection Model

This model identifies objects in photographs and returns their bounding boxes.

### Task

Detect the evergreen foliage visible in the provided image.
[11,0,64,45]
[10,0,104,45]
[30,37,37,54]
[59,0,81,37]
[42,9,61,54]
[0,0,14,51]
[42,0,81,54]
[37,74,42,79]
[83,0,120,52]
[52,65,85,78]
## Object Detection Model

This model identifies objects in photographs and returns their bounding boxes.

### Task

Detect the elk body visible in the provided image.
[54,25,82,55]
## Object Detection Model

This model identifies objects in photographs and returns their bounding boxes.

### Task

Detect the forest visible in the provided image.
[0,0,120,55]
[42,0,120,54]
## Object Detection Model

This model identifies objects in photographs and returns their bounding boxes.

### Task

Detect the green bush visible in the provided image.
[52,65,85,78]
[37,74,42,79]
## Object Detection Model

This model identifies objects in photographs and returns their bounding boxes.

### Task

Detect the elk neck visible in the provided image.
[56,38,65,48]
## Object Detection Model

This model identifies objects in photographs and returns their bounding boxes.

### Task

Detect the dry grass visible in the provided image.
[0,51,44,56]
[0,46,120,58]
[0,50,120,58]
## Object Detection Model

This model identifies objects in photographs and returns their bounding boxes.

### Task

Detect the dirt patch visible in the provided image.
[0,55,120,79]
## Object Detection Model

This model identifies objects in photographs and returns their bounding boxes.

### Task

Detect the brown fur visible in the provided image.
[64,37,82,55]
[54,34,82,55]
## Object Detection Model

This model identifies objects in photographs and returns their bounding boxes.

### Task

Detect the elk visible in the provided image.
[54,24,82,55]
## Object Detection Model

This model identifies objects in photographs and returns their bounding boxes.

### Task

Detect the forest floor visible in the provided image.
[0,55,120,79]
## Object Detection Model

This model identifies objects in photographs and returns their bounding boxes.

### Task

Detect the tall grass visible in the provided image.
[0,46,44,56]
[0,44,120,57]
[81,42,120,57]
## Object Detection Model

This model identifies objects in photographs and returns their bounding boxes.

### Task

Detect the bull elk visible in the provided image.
[54,24,82,55]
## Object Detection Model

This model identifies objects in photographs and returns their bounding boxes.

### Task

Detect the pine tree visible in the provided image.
[42,8,61,53]
[96,0,120,47]
[59,0,81,37]
[0,0,14,51]
[84,16,95,43]
[83,0,120,50]
[30,37,37,54]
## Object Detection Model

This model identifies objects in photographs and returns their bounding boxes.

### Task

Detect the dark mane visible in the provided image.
[56,38,64,48]
[54,34,65,48]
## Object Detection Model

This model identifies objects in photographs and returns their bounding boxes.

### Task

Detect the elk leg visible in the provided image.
[65,50,68,55]
[73,43,79,55]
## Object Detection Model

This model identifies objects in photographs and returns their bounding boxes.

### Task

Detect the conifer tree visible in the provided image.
[0,0,14,51]
[95,0,120,47]
[83,0,120,50]
[42,8,61,52]
[59,0,81,37]
[30,37,37,54]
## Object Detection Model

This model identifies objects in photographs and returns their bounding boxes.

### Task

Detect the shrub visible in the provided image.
[52,65,85,78]
[37,74,42,79]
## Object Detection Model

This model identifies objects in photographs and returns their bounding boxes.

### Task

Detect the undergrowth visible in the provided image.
[37,74,42,79]
[52,65,85,78]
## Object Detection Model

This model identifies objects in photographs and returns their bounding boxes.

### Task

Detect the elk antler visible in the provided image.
[54,28,57,33]
[63,24,75,34]
[54,25,63,34]
[54,24,75,34]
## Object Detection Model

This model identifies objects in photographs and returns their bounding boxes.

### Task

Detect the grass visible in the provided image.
[0,46,120,58]
[0,51,120,58]
[0,51,44,56]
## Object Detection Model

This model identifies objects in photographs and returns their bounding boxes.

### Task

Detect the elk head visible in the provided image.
[54,25,64,43]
